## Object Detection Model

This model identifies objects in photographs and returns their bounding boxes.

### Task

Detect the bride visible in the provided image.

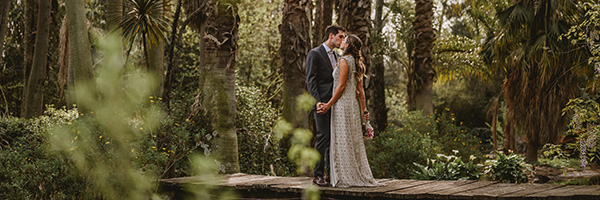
[317,34,380,188]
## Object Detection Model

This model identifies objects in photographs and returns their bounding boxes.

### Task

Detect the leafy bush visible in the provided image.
[432,109,483,159]
[562,93,600,169]
[484,151,531,183]
[236,84,294,176]
[411,150,482,180]
[367,111,440,179]
[0,110,91,199]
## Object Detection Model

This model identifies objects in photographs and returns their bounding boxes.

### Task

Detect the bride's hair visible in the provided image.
[342,34,366,81]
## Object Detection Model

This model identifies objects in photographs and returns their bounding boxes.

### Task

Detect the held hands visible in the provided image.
[316,102,330,114]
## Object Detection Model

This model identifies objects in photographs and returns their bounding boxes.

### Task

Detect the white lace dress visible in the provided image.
[329,55,380,188]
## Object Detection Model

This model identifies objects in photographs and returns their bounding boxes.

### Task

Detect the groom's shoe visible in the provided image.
[313,176,329,187]
[324,175,330,183]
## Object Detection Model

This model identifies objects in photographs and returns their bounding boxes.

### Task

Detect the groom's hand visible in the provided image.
[316,102,326,114]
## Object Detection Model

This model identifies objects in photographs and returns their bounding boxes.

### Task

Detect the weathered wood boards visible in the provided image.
[161,173,600,200]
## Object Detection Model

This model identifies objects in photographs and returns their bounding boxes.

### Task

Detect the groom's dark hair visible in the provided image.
[324,25,346,41]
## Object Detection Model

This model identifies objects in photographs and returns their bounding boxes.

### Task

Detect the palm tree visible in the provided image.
[280,0,311,129]
[186,0,241,174]
[481,0,590,162]
[22,0,51,118]
[120,0,169,73]
[407,0,435,114]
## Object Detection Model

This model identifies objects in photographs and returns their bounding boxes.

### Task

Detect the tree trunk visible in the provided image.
[65,0,94,111]
[148,1,166,96]
[0,0,12,61]
[525,140,539,163]
[337,0,373,123]
[311,0,332,48]
[22,0,50,118]
[22,0,37,115]
[407,0,435,114]
[369,0,387,134]
[280,0,310,129]
[202,0,240,174]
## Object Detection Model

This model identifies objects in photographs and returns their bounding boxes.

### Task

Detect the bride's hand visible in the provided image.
[362,111,369,121]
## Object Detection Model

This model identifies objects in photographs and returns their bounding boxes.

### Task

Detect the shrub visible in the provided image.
[432,109,483,159]
[411,150,482,180]
[236,84,294,176]
[562,93,600,169]
[484,151,531,183]
[367,111,440,179]
[0,110,91,199]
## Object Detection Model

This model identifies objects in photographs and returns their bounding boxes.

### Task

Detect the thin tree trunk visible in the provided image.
[202,0,240,174]
[65,0,94,111]
[369,0,387,134]
[407,0,435,114]
[164,0,182,109]
[23,0,50,118]
[0,0,12,61]
[312,0,332,48]
[22,0,37,115]
[148,1,166,96]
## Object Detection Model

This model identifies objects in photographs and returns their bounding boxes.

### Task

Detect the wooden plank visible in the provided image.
[524,185,583,200]
[453,183,529,200]
[426,180,498,199]
[497,184,565,200]
[389,180,476,199]
[160,174,600,200]
[569,185,600,200]
[319,179,427,197]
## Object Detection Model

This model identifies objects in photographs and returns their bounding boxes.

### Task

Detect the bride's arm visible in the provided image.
[356,77,367,121]
[320,58,349,114]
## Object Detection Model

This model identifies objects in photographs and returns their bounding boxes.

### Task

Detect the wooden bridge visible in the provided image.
[160,173,600,199]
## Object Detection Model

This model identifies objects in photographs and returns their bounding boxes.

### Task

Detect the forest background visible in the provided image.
[1,0,600,199]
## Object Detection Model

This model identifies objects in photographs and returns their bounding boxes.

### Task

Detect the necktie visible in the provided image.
[328,50,336,68]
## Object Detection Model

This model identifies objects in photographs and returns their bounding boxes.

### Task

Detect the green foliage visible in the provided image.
[562,92,600,169]
[484,151,531,183]
[367,111,440,179]
[0,110,91,199]
[432,108,483,158]
[236,84,294,176]
[411,151,482,180]
[237,0,283,108]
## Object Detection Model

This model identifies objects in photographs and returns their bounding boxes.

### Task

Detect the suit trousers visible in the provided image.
[313,109,331,178]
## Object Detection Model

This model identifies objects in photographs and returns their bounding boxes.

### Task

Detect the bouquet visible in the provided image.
[363,120,374,139]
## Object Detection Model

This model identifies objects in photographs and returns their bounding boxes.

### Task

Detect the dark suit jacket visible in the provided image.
[306,45,339,109]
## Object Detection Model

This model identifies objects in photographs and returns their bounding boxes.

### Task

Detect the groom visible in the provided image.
[306,25,346,187]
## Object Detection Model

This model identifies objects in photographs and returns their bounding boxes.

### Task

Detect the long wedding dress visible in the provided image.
[329,55,380,188]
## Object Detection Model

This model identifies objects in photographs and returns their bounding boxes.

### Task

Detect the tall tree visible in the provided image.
[120,0,169,75]
[280,0,311,129]
[22,0,51,118]
[336,0,373,126]
[369,0,387,133]
[22,0,37,114]
[147,0,166,96]
[312,0,332,48]
[481,0,590,162]
[407,0,436,114]
[0,0,12,60]
[195,0,241,173]
[64,0,95,111]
